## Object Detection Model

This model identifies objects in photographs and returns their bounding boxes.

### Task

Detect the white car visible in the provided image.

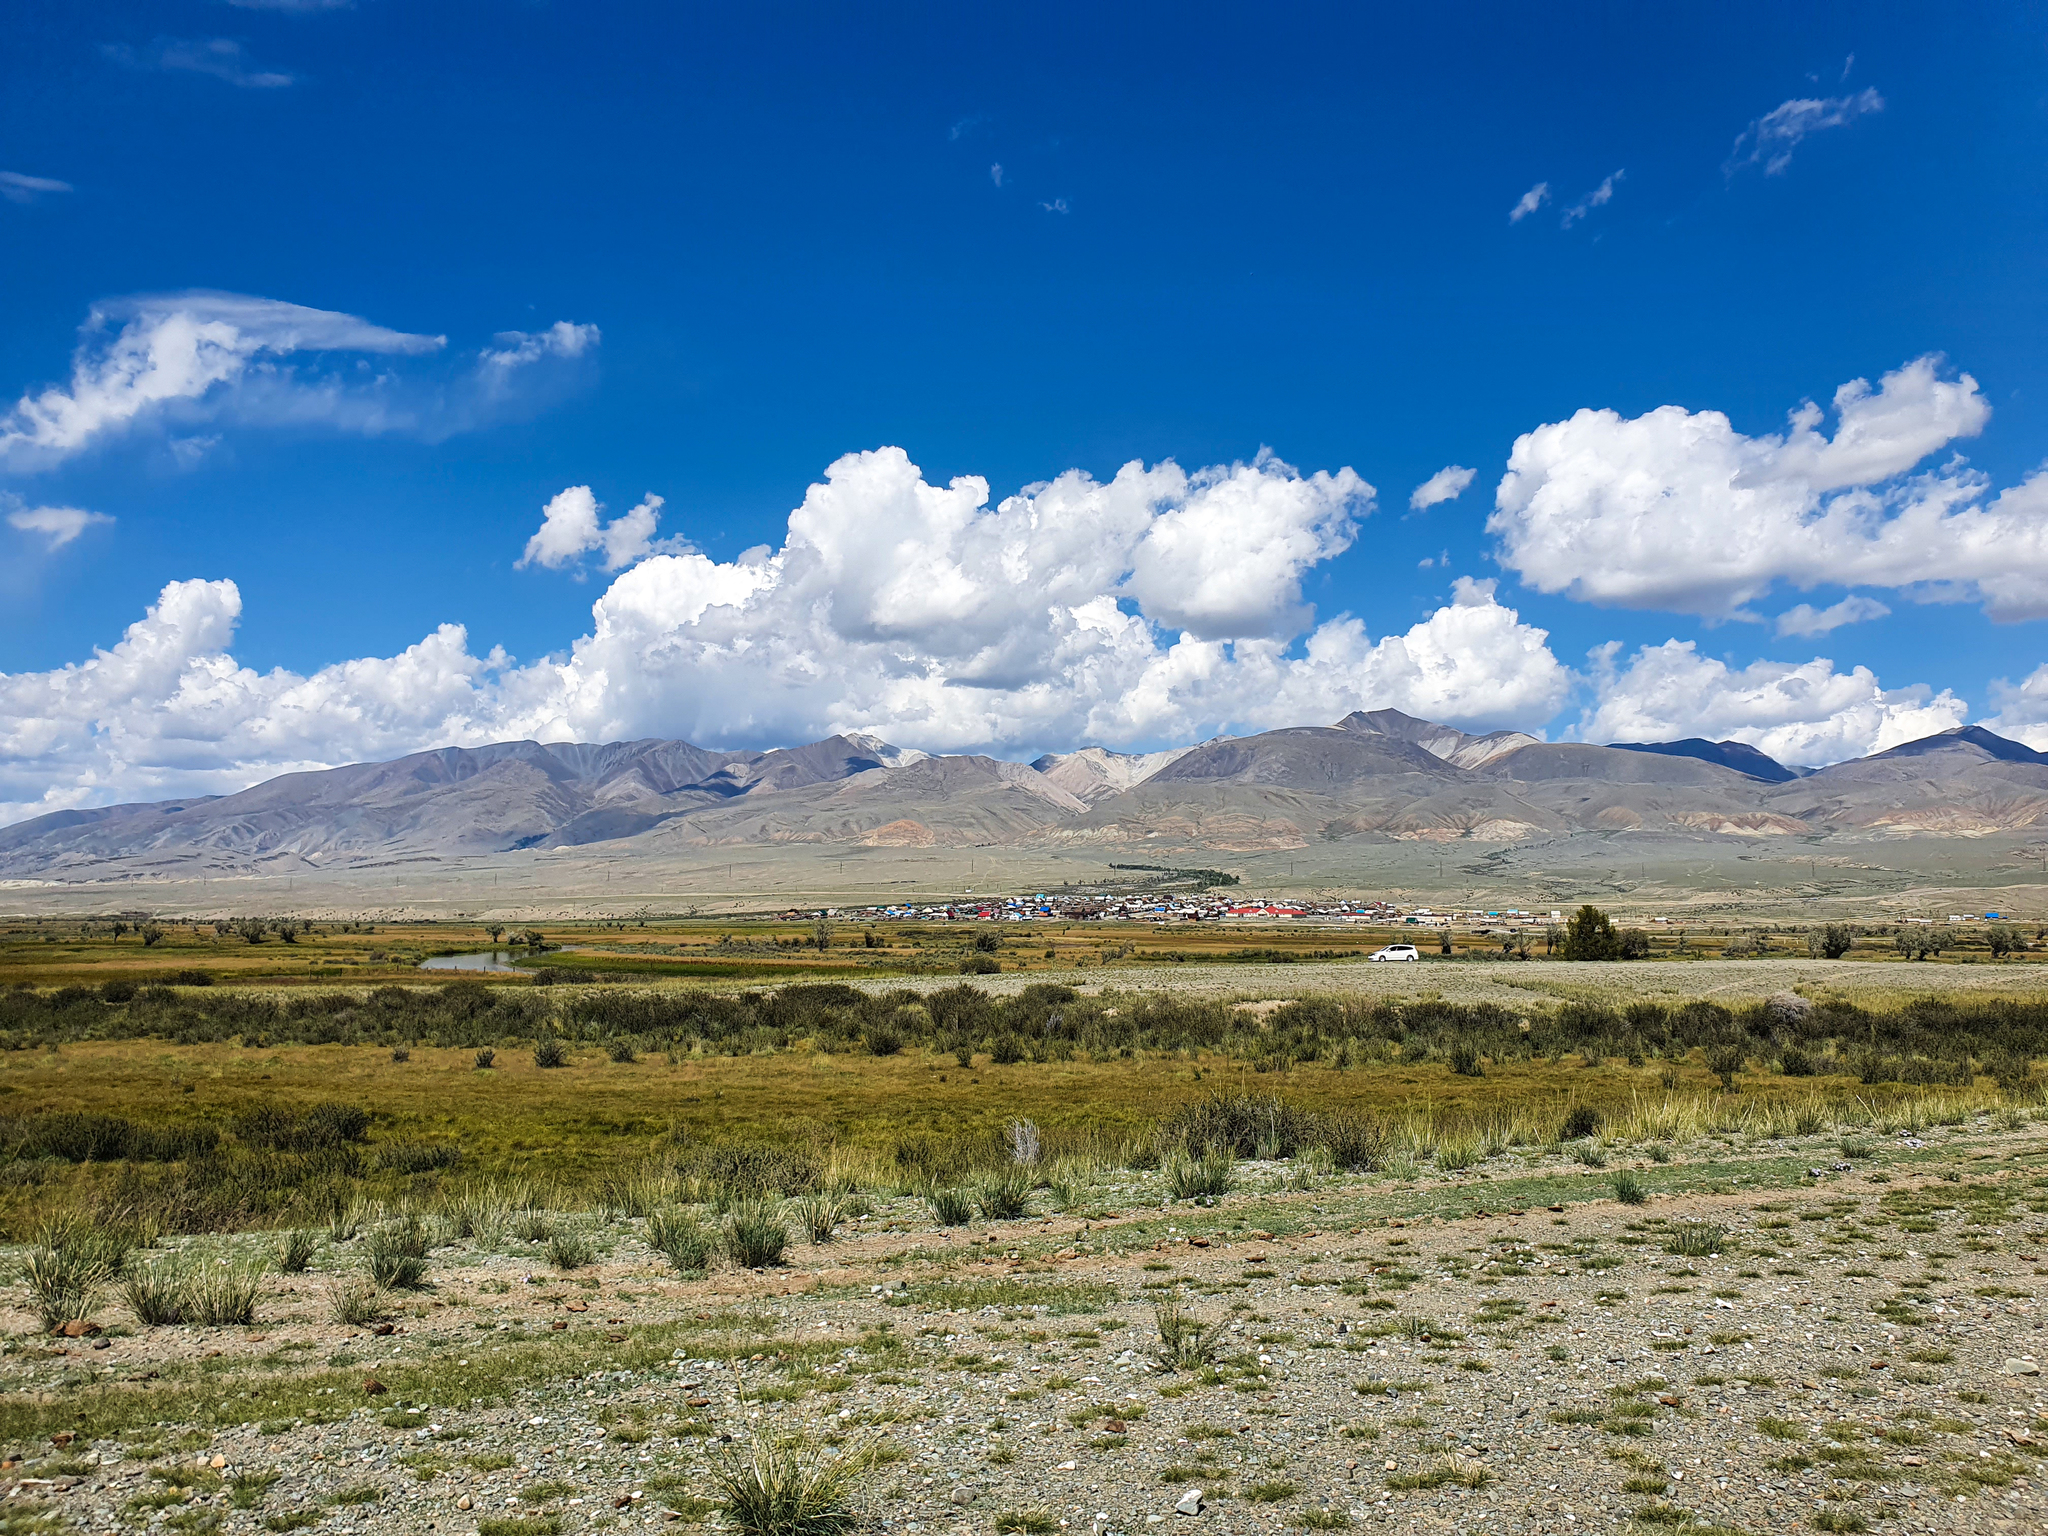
[1370,944,1420,962]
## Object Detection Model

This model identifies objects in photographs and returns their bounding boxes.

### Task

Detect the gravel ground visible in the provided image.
[8,1118,2048,1536]
[845,957,2048,1009]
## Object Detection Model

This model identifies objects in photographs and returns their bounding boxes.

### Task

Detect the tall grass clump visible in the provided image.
[722,1199,790,1269]
[1158,1090,1316,1161]
[276,1229,320,1273]
[1433,1130,1483,1173]
[365,1216,431,1290]
[647,1206,716,1276]
[20,1211,142,1329]
[546,1228,596,1270]
[1316,1111,1391,1172]
[190,1255,265,1326]
[789,1193,849,1244]
[1559,1105,1602,1141]
[926,1186,974,1226]
[23,1243,113,1329]
[122,1255,192,1325]
[1611,1171,1647,1206]
[710,1432,869,1536]
[329,1276,389,1327]
[976,1169,1031,1221]
[1151,1296,1220,1372]
[597,1163,676,1221]
[1665,1222,1728,1258]
[1163,1148,1234,1202]
[325,1197,369,1244]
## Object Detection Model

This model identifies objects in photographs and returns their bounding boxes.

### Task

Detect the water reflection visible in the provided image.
[418,950,523,973]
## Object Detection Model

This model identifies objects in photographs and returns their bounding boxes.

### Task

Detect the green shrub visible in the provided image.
[1158,1091,1314,1159]
[1558,905,1620,961]
[533,1036,568,1069]
[1611,1171,1647,1206]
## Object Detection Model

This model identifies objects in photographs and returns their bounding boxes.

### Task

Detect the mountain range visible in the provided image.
[6,711,2048,879]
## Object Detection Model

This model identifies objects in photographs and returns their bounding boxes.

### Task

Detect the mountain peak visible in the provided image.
[1868,724,2048,765]
[1336,708,1538,769]
[1606,737,1802,783]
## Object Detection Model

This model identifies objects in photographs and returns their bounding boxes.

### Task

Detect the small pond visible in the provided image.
[418,950,524,973]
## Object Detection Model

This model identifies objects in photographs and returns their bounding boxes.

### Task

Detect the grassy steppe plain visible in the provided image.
[8,934,2048,1536]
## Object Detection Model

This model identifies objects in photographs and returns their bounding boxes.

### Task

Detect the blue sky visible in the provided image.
[5,3,2048,820]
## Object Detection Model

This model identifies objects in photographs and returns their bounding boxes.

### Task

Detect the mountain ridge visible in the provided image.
[6,715,2047,877]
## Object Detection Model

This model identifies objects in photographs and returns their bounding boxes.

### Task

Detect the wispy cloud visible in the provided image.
[1726,87,1883,178]
[1559,169,1623,228]
[1508,182,1550,223]
[0,171,72,205]
[1040,197,1068,214]
[0,292,599,469]
[1775,594,1890,638]
[1409,465,1475,512]
[104,37,296,90]
[6,505,113,550]
[948,113,989,141]
[990,163,1004,187]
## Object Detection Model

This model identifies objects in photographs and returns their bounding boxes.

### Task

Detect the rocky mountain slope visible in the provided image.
[4,710,2045,876]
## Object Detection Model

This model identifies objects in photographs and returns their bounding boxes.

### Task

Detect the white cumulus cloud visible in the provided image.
[0,448,1578,824]
[1482,355,2048,620]
[1774,594,1890,638]
[518,485,666,572]
[1409,465,1475,512]
[1508,182,1550,222]
[0,578,506,826]
[0,293,598,468]
[1987,666,2048,752]
[1583,639,1966,766]
[6,505,113,550]
[1726,87,1884,177]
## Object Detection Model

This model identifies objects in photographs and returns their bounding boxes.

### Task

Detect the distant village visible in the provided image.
[783,893,2014,929]
[788,894,1567,926]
